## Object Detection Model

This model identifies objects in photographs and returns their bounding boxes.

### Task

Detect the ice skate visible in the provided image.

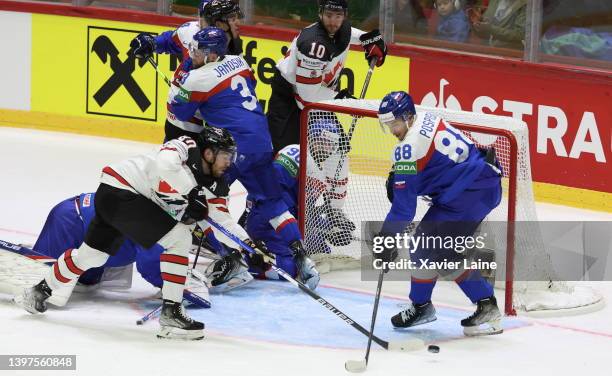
[461,296,503,336]
[157,300,205,340]
[205,250,253,293]
[391,301,437,328]
[14,280,52,314]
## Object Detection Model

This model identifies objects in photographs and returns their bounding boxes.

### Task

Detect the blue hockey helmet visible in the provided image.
[309,117,341,143]
[378,91,416,126]
[308,116,342,159]
[190,26,228,59]
[198,0,211,16]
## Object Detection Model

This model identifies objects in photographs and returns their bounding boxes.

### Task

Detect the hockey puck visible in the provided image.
[427,345,440,353]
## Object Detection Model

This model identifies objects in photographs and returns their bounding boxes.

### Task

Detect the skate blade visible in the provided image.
[463,319,503,337]
[157,326,205,341]
[345,359,367,373]
[392,316,437,329]
[209,274,254,294]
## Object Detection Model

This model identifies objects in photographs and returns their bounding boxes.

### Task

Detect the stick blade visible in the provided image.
[345,360,367,373]
[387,338,425,351]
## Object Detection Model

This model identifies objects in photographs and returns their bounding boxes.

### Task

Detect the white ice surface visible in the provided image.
[0,127,611,376]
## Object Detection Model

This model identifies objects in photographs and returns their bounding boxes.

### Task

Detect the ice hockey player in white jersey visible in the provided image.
[130,0,243,61]
[267,0,388,152]
[15,127,246,340]
[375,91,503,336]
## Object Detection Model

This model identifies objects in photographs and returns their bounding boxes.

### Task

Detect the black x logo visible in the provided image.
[90,35,151,112]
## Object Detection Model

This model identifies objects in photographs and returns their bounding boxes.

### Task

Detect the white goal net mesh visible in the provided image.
[0,250,49,296]
[300,99,602,315]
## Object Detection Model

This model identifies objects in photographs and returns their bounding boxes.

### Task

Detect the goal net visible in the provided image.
[0,246,50,296]
[299,99,602,316]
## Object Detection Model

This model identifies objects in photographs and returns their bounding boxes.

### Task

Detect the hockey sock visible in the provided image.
[456,270,494,303]
[45,243,110,291]
[269,211,301,244]
[158,223,192,302]
[409,277,437,304]
[160,252,189,302]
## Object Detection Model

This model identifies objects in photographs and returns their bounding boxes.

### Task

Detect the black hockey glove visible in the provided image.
[182,186,208,223]
[386,169,395,203]
[334,88,356,100]
[130,33,156,60]
[359,29,387,67]
[244,239,275,263]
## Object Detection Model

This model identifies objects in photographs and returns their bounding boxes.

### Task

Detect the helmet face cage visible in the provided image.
[199,127,237,163]
[309,119,341,159]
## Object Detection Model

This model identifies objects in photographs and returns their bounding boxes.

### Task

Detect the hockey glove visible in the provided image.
[290,240,320,290]
[182,186,208,223]
[386,169,395,203]
[359,29,387,67]
[243,239,275,263]
[323,207,355,246]
[130,33,156,60]
[334,88,356,100]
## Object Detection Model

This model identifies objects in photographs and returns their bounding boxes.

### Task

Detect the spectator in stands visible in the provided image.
[472,0,527,49]
[539,0,612,61]
[435,0,470,42]
[361,0,427,35]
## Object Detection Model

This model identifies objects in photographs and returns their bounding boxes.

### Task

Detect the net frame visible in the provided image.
[299,101,519,316]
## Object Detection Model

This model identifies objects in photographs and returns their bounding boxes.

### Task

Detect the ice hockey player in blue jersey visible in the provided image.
[130,0,243,61]
[129,0,244,141]
[32,192,211,308]
[244,119,356,287]
[244,118,361,289]
[375,91,503,336]
[169,27,307,277]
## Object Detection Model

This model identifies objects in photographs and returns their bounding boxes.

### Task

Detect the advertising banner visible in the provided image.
[409,60,610,196]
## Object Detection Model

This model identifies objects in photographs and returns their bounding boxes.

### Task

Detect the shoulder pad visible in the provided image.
[391,112,439,166]
[275,145,300,177]
[333,21,352,52]
[296,25,333,61]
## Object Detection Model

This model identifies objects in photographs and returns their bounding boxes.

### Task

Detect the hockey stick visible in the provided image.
[206,217,424,352]
[324,57,378,212]
[147,56,172,87]
[0,239,56,265]
[136,230,209,325]
[136,305,162,325]
[345,267,386,372]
